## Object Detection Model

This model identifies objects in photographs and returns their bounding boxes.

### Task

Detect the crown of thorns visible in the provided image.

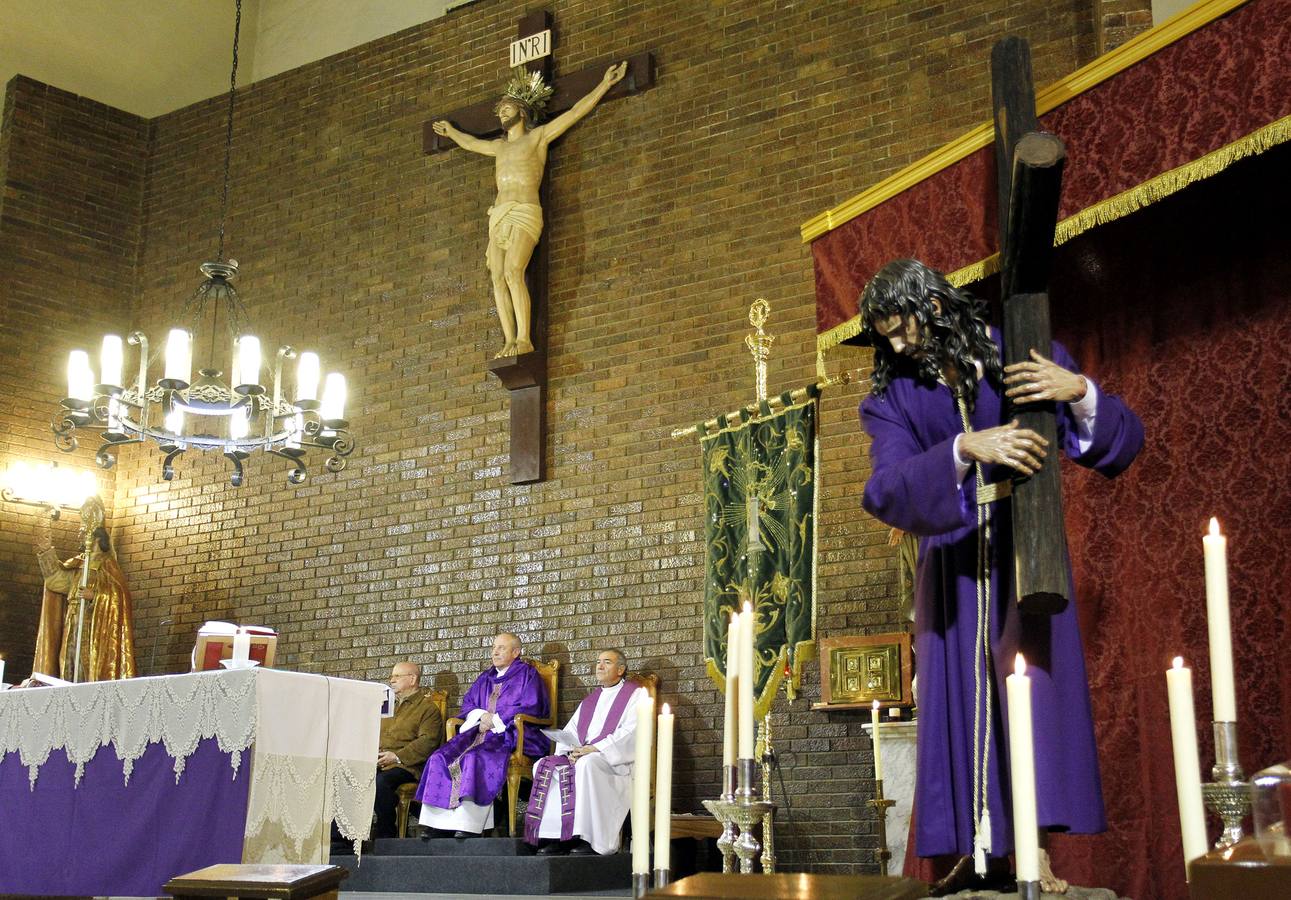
[496,67,555,120]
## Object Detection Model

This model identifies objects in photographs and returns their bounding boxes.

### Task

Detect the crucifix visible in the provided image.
[991,37,1071,614]
[422,10,655,484]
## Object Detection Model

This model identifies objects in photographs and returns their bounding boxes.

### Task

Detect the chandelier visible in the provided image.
[52,0,355,487]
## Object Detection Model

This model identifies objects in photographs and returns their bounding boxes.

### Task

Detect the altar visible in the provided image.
[0,668,384,897]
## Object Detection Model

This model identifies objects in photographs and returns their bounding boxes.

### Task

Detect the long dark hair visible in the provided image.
[858,259,1001,410]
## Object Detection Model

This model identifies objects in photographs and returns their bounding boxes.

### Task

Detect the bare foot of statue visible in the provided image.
[513,338,534,355]
[1038,848,1069,894]
[495,341,516,358]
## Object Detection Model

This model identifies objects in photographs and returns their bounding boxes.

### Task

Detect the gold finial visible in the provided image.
[745,299,774,403]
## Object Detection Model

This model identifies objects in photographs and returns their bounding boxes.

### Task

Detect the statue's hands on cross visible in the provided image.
[602,61,627,88]
[1004,348,1088,405]
[959,419,1050,476]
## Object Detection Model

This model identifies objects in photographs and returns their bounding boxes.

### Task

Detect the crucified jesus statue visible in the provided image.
[432,62,627,358]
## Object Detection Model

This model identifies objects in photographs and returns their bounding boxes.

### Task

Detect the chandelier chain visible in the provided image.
[217,0,242,262]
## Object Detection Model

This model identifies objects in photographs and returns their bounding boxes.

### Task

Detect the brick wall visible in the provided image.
[0,77,146,678]
[0,1,1124,872]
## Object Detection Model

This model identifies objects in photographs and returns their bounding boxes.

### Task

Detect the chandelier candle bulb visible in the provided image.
[320,373,347,421]
[164,408,184,438]
[229,407,249,440]
[872,700,883,782]
[738,603,755,760]
[99,335,124,388]
[1006,653,1039,884]
[630,689,655,876]
[295,352,320,406]
[235,335,261,393]
[1202,518,1237,723]
[67,351,94,403]
[1167,657,1209,875]
[163,329,192,387]
[653,702,674,873]
[723,611,739,768]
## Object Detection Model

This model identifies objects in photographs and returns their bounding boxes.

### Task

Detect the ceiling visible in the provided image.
[1,0,473,119]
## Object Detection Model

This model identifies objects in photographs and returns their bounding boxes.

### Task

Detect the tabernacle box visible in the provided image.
[192,621,278,671]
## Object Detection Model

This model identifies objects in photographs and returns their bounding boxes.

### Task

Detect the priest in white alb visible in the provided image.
[524,648,643,855]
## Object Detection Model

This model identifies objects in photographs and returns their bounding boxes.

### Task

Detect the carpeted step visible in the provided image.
[332,843,633,894]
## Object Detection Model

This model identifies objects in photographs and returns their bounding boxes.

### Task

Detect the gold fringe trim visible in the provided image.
[800,0,1253,243]
[814,113,1291,356]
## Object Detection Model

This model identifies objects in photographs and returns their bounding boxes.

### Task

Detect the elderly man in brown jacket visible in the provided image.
[334,661,444,848]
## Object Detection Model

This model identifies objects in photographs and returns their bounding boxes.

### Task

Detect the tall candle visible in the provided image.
[232,627,251,663]
[1202,518,1237,722]
[1006,653,1039,884]
[871,699,883,782]
[1167,657,1209,875]
[653,703,674,872]
[723,611,739,768]
[738,603,755,759]
[0,656,6,685]
[630,689,655,875]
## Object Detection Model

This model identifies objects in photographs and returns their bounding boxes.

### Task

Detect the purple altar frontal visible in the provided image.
[0,737,249,896]
[0,668,384,897]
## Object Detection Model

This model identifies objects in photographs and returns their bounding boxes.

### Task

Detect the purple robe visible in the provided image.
[860,337,1142,859]
[413,659,549,810]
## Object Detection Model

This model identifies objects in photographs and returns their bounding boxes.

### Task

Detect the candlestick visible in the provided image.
[631,690,655,878]
[653,703,675,877]
[1202,517,1237,723]
[1006,653,1039,884]
[724,611,739,767]
[738,603,755,759]
[1166,657,1209,874]
[871,699,883,782]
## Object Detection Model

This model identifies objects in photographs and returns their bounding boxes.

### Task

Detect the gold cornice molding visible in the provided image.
[800,0,1252,243]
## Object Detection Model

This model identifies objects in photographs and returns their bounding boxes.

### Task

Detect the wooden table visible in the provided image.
[165,863,348,900]
[1189,836,1291,899]
[648,872,928,899]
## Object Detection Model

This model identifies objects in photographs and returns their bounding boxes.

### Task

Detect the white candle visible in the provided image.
[235,335,262,390]
[67,351,94,402]
[163,328,191,385]
[295,352,320,403]
[1202,518,1237,722]
[232,627,251,663]
[871,699,883,783]
[630,689,655,875]
[738,603,755,760]
[0,656,6,685]
[653,703,674,872]
[320,373,347,420]
[100,335,124,387]
[1006,653,1039,884]
[723,612,739,768]
[1167,657,1210,875]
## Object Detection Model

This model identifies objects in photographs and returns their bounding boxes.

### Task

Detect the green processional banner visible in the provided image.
[701,394,818,716]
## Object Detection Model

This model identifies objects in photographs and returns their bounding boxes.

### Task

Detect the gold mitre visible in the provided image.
[496,67,555,120]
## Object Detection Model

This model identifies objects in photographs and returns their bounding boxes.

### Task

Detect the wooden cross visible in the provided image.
[990,37,1071,615]
[421,10,655,484]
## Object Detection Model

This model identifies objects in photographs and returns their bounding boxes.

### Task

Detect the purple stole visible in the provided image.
[524,681,636,844]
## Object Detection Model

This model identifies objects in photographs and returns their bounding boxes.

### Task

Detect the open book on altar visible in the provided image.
[191,621,278,671]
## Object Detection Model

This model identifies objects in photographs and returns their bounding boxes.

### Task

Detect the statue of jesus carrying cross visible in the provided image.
[433,62,626,358]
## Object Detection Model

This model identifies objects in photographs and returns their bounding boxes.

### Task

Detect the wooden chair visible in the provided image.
[444,657,559,837]
[394,688,448,839]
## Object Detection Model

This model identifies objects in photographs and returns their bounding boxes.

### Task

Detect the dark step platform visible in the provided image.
[332,837,633,895]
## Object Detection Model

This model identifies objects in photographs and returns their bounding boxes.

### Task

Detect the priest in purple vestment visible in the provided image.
[855,259,1143,891]
[415,632,549,837]
[526,649,643,855]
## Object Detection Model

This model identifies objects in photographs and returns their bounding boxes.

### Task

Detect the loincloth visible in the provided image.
[487,201,544,254]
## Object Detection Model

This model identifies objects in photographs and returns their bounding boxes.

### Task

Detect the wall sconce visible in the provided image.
[1,461,98,519]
